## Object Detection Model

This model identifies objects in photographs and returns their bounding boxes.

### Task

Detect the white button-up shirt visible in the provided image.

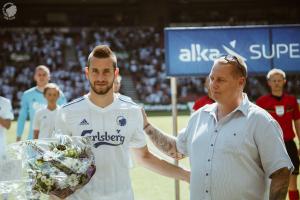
[177,94,293,200]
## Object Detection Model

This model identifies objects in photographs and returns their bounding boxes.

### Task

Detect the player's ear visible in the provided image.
[114,67,119,77]
[85,67,89,79]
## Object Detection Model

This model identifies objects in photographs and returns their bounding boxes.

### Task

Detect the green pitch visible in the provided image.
[4,113,191,200]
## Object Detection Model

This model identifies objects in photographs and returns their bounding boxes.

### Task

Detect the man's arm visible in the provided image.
[16,94,28,141]
[0,117,11,129]
[33,130,39,139]
[269,167,290,200]
[132,145,190,183]
[144,124,185,160]
[294,119,300,155]
[142,109,185,160]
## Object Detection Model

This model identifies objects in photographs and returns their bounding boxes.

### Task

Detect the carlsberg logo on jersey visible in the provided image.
[81,129,125,148]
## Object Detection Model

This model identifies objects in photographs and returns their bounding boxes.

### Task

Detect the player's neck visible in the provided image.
[47,103,57,111]
[36,85,45,92]
[271,90,283,97]
[88,91,114,108]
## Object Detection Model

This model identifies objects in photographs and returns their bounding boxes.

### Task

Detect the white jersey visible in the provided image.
[55,94,146,200]
[0,97,14,156]
[33,107,59,139]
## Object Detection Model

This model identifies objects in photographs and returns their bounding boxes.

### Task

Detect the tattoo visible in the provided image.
[269,167,290,200]
[144,124,184,160]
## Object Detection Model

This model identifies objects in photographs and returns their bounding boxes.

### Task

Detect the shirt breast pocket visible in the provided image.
[218,129,246,155]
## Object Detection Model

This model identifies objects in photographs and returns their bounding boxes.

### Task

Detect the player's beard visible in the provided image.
[89,79,114,95]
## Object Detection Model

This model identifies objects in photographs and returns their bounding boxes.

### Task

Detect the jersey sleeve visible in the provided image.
[1,99,14,120]
[16,93,29,137]
[254,116,294,177]
[292,96,300,120]
[55,108,72,136]
[129,108,147,148]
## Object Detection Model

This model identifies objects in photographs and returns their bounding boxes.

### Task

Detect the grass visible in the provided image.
[3,114,191,200]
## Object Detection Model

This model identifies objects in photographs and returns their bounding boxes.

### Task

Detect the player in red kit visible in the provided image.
[257,68,300,200]
[193,77,214,111]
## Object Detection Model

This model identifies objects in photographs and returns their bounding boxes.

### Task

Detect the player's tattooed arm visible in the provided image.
[269,167,290,200]
[144,124,185,160]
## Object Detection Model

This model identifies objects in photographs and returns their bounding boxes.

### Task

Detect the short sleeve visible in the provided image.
[1,99,14,120]
[176,128,189,156]
[254,117,294,177]
[292,96,300,120]
[129,108,146,148]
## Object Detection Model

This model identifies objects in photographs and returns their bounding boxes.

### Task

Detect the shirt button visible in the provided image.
[208,159,211,162]
[211,144,213,146]
[206,190,209,193]
[206,173,208,176]
[214,130,218,133]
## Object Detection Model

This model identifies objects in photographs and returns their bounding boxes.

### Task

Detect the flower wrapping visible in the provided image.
[8,135,96,199]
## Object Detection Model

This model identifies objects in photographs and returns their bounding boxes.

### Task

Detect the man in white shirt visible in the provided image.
[143,55,293,200]
[0,96,14,156]
[0,96,14,200]
[55,45,189,200]
[33,83,61,139]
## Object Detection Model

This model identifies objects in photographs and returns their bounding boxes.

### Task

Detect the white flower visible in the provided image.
[41,175,47,182]
[67,174,79,187]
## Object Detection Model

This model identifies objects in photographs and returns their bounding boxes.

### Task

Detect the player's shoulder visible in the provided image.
[284,93,297,101]
[117,94,139,107]
[256,94,270,102]
[248,101,275,122]
[22,87,40,96]
[0,96,11,104]
[61,96,86,110]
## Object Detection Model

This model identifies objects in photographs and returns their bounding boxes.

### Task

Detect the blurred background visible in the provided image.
[0,0,299,115]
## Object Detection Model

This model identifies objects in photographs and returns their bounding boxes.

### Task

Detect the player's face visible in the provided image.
[86,57,118,95]
[34,69,50,87]
[209,63,245,104]
[268,73,286,93]
[44,88,59,104]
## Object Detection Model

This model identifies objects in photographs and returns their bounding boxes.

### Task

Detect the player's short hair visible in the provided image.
[266,68,286,80]
[87,45,117,69]
[35,65,50,76]
[43,83,60,96]
[214,55,247,78]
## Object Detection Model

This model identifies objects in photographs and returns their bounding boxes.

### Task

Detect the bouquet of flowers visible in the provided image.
[7,135,96,199]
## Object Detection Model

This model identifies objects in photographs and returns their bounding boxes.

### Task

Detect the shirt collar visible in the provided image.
[203,93,250,116]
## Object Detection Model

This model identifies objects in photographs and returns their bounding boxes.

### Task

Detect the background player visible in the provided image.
[33,83,61,139]
[16,65,67,141]
[257,68,300,200]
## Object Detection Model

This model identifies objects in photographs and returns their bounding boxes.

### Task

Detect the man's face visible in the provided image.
[44,88,59,104]
[209,63,244,104]
[86,57,117,95]
[34,69,50,87]
[268,73,286,93]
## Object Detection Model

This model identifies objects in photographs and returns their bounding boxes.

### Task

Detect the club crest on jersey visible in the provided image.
[116,116,126,126]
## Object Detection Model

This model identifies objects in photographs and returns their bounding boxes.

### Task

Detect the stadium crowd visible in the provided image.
[0,27,299,116]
